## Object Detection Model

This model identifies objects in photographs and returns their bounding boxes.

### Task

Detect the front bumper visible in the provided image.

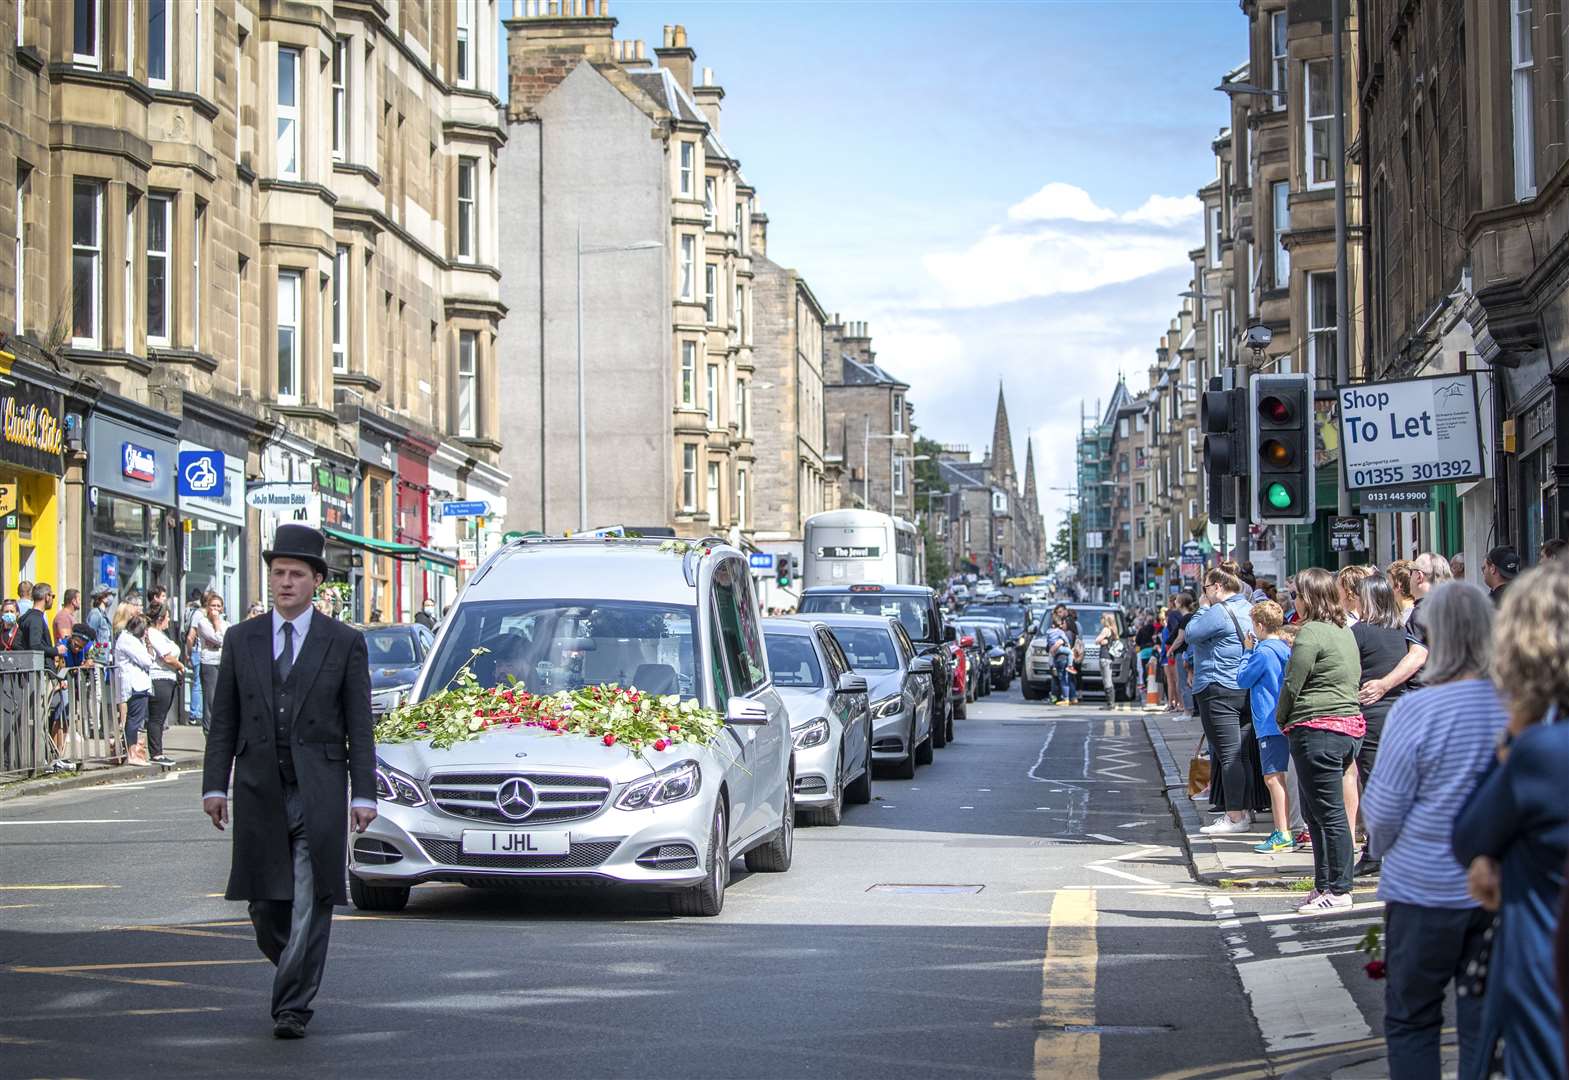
[791,738,839,807]
[350,794,714,890]
[870,708,912,760]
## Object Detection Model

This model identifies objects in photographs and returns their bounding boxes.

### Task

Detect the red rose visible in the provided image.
[1364,960,1386,980]
[602,733,617,746]
[654,739,669,751]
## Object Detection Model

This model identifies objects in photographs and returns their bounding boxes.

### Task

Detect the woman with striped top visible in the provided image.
[1362,582,1506,1080]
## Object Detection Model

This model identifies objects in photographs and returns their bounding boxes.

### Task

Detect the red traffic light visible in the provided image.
[1259,395,1292,423]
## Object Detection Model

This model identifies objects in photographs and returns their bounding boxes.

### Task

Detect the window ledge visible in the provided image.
[60,347,153,375]
[274,403,339,424]
[450,261,502,281]
[236,160,256,185]
[14,44,43,72]
[456,436,501,453]
[150,346,219,373]
[334,370,383,393]
[332,161,383,186]
[46,64,154,106]
[258,178,339,206]
[149,87,220,121]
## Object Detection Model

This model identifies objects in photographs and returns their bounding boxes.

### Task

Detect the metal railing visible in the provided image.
[0,654,125,782]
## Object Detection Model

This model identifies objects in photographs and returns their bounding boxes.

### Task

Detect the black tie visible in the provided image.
[277,621,295,682]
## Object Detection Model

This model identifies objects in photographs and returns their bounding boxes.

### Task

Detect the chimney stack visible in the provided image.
[655,24,696,94]
[504,0,618,120]
[612,39,650,68]
[692,63,725,131]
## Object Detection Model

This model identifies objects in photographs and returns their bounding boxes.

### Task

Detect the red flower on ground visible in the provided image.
[1364,960,1387,980]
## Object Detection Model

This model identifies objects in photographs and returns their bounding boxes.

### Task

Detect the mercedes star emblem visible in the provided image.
[495,777,537,821]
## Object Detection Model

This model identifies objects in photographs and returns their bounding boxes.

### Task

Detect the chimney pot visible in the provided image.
[675,25,687,47]
[702,66,713,86]
[637,40,645,58]
[663,25,673,47]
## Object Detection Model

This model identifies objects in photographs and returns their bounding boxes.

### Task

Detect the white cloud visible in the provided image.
[922,226,1193,309]
[1121,193,1204,227]
[1007,182,1116,223]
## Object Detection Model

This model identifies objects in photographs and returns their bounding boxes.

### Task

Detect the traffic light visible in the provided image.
[1201,378,1248,524]
[1249,373,1315,524]
[775,553,793,589]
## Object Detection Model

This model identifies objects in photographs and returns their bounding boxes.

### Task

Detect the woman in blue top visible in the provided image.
[1452,560,1569,1080]
[1189,564,1267,833]
[1238,599,1293,852]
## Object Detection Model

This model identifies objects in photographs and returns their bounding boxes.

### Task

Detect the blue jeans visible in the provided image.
[1053,654,1076,702]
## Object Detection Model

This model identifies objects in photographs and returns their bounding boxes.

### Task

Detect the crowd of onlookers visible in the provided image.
[1132,539,1568,1080]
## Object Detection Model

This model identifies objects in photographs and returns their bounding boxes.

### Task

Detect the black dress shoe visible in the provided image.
[272,1014,308,1040]
[1354,852,1382,877]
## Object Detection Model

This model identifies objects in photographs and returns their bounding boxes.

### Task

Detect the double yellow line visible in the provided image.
[1034,889,1099,1077]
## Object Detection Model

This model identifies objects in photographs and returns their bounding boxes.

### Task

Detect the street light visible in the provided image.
[1214,82,1286,100]
[576,228,662,532]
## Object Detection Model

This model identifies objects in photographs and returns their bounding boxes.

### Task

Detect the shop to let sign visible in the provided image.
[1337,374,1486,490]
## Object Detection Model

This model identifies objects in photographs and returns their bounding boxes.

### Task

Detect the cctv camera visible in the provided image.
[1245,324,1274,349]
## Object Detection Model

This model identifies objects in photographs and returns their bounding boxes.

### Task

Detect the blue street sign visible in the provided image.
[439,500,490,518]
[749,552,775,571]
[176,450,225,498]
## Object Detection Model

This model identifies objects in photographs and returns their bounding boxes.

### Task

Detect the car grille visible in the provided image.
[427,771,612,825]
[415,837,623,870]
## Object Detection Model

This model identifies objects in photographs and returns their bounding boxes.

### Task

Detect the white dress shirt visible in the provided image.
[204,605,375,809]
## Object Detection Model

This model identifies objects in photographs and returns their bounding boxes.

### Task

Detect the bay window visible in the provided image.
[679,234,695,300]
[277,47,300,180]
[1512,0,1536,200]
[332,37,348,160]
[1307,271,1335,379]
[146,193,170,344]
[455,0,474,87]
[276,270,301,403]
[457,330,477,437]
[147,0,168,85]
[680,341,696,406]
[705,264,717,324]
[705,362,719,427]
[1305,59,1332,189]
[71,180,103,348]
[707,462,721,520]
[681,445,697,512]
[73,0,98,66]
[679,142,694,196]
[457,157,476,262]
[1270,11,1287,107]
[332,245,348,371]
[1271,181,1290,287]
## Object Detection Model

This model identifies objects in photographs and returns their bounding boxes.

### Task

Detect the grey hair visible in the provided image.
[1416,551,1454,583]
[1357,573,1403,629]
[1422,581,1494,684]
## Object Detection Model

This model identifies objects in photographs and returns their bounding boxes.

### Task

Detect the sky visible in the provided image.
[499,0,1245,537]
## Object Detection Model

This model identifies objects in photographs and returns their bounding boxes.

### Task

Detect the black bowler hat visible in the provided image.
[263,524,329,578]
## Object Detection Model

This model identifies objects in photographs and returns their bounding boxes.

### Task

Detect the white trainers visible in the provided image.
[1199,816,1252,835]
[1296,891,1353,915]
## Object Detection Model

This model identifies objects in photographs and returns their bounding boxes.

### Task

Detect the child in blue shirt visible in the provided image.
[1237,600,1294,852]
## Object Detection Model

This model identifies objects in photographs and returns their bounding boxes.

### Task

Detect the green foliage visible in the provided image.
[1050,511,1080,564]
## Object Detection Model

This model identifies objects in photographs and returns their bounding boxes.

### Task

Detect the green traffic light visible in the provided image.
[1265,482,1293,510]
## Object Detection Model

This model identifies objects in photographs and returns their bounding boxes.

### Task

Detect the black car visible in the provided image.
[962,599,1035,668]
[357,623,436,715]
[799,584,957,747]
[959,619,1014,691]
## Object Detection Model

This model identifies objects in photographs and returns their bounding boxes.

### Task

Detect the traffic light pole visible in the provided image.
[1332,0,1352,567]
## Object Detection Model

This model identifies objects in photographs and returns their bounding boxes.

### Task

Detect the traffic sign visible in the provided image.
[502,530,526,543]
[749,552,775,570]
[440,500,489,518]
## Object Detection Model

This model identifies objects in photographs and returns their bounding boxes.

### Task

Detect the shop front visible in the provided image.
[86,403,179,600]
[395,440,433,623]
[0,369,67,598]
[426,442,466,617]
[314,454,358,611]
[176,440,246,617]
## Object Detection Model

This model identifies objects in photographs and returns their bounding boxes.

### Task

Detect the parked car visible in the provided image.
[1022,603,1136,702]
[808,613,934,780]
[798,584,956,747]
[959,618,1014,692]
[762,618,873,827]
[350,537,794,918]
[957,630,986,701]
[356,623,436,716]
[948,637,971,711]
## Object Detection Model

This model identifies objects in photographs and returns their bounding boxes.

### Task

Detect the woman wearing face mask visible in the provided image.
[0,599,20,650]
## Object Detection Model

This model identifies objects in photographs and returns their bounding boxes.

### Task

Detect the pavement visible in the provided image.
[0,686,1456,1078]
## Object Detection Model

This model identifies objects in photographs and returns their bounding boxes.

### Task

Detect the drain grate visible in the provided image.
[866,883,985,894]
[1059,1024,1174,1035]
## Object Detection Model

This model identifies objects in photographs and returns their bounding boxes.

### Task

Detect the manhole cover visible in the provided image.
[866,883,985,894]
[1059,1024,1173,1035]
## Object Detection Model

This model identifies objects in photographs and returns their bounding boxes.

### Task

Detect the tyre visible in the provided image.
[804,754,845,827]
[915,721,934,766]
[745,785,794,872]
[954,697,967,721]
[1021,680,1044,701]
[891,723,917,779]
[845,737,873,805]
[671,801,728,916]
[349,873,410,913]
[930,698,947,750]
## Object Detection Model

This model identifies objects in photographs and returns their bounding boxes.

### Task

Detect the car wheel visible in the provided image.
[915,719,934,765]
[930,698,948,750]
[745,784,794,872]
[845,736,873,805]
[671,800,728,916]
[805,752,845,827]
[1021,680,1043,701]
[954,697,967,722]
[891,723,917,780]
[349,872,410,913]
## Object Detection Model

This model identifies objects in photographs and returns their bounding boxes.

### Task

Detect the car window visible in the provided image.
[365,628,418,665]
[801,592,932,641]
[817,630,850,683]
[712,559,765,694]
[765,633,823,688]
[890,621,917,662]
[833,627,899,670]
[420,599,697,698]
[708,599,731,710]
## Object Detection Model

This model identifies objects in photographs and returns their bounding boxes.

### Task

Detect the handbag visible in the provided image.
[1186,736,1211,797]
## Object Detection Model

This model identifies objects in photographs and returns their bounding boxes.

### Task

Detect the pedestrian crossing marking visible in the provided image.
[1033,888,1099,1077]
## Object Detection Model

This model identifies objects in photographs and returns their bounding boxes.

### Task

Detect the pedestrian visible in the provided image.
[1452,560,1569,1080]
[86,588,114,645]
[1063,608,1083,705]
[1135,614,1157,697]
[0,599,20,650]
[1336,565,1373,625]
[1047,608,1075,706]
[52,588,80,648]
[247,602,265,619]
[114,612,154,765]
[144,602,183,767]
[1188,566,1263,835]
[1386,560,1415,623]
[1094,612,1118,710]
[16,582,54,653]
[1481,546,1519,606]
[15,579,31,608]
[1237,599,1294,853]
[201,524,377,1039]
[1278,567,1365,913]
[1361,552,1440,705]
[1348,572,1412,877]
[1258,580,1279,604]
[415,598,437,630]
[191,591,228,736]
[1450,551,1466,581]
[111,600,136,639]
[1163,594,1192,712]
[1362,580,1506,1080]
[1542,538,1567,562]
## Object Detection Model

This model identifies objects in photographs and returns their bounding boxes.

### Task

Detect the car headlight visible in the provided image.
[989,655,1005,666]
[373,757,426,807]
[870,695,902,719]
[615,759,702,811]
[1031,645,1050,656]
[372,684,413,711]
[792,717,831,749]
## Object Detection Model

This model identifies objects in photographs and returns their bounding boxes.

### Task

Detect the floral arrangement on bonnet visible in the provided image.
[373,655,726,755]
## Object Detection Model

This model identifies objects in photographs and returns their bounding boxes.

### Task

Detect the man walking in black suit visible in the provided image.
[201,524,377,1039]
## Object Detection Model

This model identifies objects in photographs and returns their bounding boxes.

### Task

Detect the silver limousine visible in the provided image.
[350,536,795,917]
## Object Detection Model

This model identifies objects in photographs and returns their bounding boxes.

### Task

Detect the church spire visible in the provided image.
[989,383,1017,492]
[1023,436,1039,507]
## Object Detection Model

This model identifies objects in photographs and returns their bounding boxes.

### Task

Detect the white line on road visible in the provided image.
[1235,953,1373,1053]
[0,819,154,826]
[1085,833,1125,845]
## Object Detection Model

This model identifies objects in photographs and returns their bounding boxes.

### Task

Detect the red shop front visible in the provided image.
[394,436,434,623]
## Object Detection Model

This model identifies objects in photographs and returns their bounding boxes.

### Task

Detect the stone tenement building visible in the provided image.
[1,0,507,620]
[821,318,915,523]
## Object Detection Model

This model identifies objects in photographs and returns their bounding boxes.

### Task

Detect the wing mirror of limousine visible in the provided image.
[908,656,936,675]
[725,698,770,726]
[836,672,869,695]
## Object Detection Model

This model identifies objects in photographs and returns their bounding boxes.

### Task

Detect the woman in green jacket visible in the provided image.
[1278,567,1366,914]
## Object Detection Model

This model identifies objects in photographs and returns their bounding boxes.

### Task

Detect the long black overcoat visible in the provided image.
[201,613,376,905]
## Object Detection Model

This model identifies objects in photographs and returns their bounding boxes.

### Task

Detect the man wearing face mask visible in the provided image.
[414,598,437,631]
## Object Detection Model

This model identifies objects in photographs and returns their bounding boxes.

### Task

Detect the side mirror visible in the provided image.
[725,698,769,726]
[944,624,957,643]
[961,635,976,648]
[837,672,868,695]
[909,656,935,675]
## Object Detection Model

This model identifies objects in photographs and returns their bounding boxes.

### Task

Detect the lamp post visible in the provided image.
[576,228,662,532]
